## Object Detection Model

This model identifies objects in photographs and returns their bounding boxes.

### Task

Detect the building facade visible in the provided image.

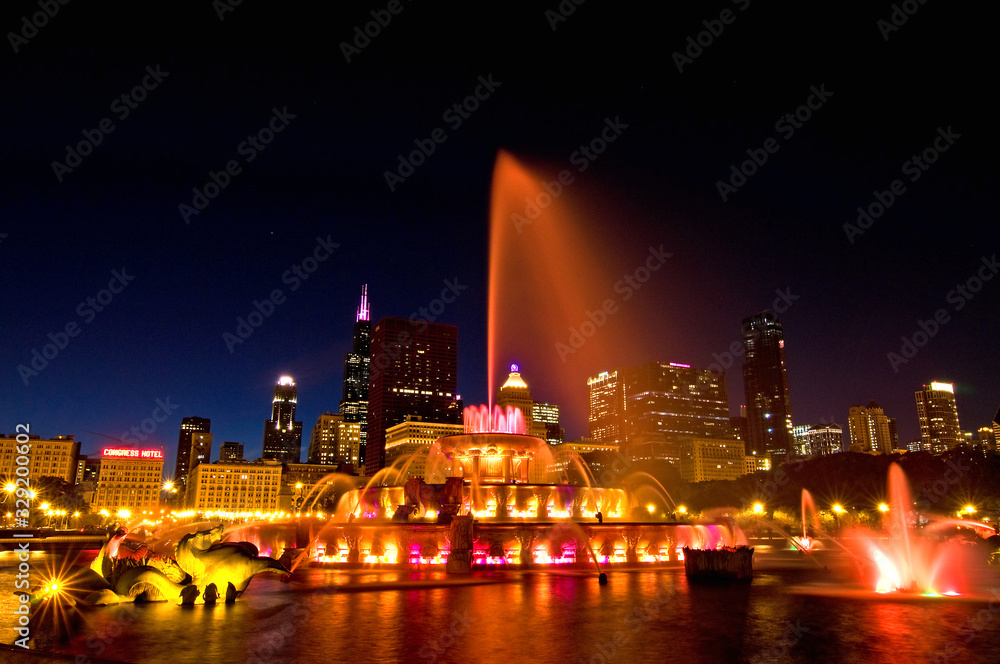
[915,381,962,452]
[308,412,360,469]
[847,402,894,454]
[741,310,794,462]
[588,362,733,462]
[587,370,625,446]
[679,437,747,483]
[801,423,844,456]
[0,434,79,485]
[262,376,304,463]
[185,459,282,512]
[219,441,245,462]
[383,417,462,482]
[91,447,164,512]
[365,318,461,476]
[532,402,564,445]
[174,416,211,492]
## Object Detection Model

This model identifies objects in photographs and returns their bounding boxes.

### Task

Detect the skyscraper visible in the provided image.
[589,362,732,460]
[341,285,371,466]
[847,402,894,454]
[741,310,794,461]
[366,317,460,476]
[174,416,211,491]
[262,376,304,463]
[588,370,625,445]
[915,381,962,452]
[620,361,732,445]
[532,402,564,445]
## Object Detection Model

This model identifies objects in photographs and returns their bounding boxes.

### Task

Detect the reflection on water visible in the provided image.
[3,550,1000,663]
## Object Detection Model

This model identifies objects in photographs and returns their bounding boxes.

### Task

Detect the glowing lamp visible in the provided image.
[964,505,976,514]
[832,504,845,514]
[678,506,687,514]
[753,503,764,514]
[878,503,889,513]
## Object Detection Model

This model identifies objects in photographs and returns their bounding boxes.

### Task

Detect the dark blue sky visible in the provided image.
[2,1,996,475]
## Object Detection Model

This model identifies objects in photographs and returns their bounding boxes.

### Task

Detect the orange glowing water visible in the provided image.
[486,151,622,413]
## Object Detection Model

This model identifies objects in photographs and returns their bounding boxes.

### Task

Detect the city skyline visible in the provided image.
[2,2,995,476]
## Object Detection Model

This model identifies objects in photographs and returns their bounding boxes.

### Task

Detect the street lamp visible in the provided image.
[832,504,845,535]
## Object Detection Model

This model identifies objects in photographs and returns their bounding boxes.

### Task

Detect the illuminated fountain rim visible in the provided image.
[437,432,548,458]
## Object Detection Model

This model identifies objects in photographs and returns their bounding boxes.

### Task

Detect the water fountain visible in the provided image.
[788,462,998,600]
[301,402,744,573]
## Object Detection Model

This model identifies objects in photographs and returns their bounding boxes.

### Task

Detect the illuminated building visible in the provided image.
[532,402,564,445]
[980,426,997,451]
[679,437,746,483]
[185,459,281,512]
[91,447,164,512]
[281,462,357,511]
[366,318,461,476]
[587,370,625,445]
[741,310,794,462]
[622,361,732,445]
[308,412,361,469]
[219,441,244,462]
[497,364,534,428]
[309,412,342,465]
[75,454,101,484]
[384,416,462,482]
[0,434,79,484]
[915,381,962,452]
[262,376,304,463]
[848,402,894,454]
[174,416,211,492]
[589,362,733,460]
[341,285,371,466]
[799,423,844,456]
[544,439,620,482]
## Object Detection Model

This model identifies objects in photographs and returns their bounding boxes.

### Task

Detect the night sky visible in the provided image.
[2,1,995,475]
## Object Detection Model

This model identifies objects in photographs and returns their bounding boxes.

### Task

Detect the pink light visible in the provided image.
[669,362,691,368]
[463,404,526,434]
[356,284,370,322]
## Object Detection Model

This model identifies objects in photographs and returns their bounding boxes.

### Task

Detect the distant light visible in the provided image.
[279,376,294,385]
[647,504,656,514]
[964,505,976,514]
[669,362,691,368]
[510,363,519,373]
[753,503,764,514]
[878,503,889,513]
[930,381,954,394]
[833,504,845,514]
[677,506,687,514]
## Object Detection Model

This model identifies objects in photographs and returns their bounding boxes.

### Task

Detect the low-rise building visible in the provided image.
[185,459,282,512]
[384,417,461,482]
[679,437,746,483]
[91,447,164,513]
[0,434,79,485]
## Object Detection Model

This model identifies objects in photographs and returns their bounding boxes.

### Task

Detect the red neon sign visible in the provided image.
[102,448,163,459]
